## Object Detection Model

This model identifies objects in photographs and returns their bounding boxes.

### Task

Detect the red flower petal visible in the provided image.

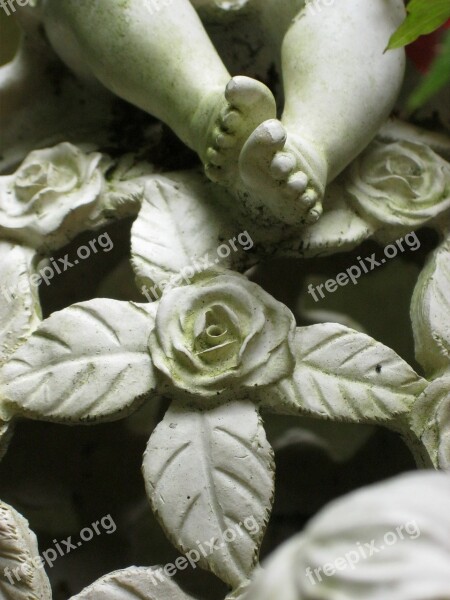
[406,20,450,73]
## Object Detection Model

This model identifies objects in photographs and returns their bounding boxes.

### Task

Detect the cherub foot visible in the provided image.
[201,76,276,186]
[238,119,328,226]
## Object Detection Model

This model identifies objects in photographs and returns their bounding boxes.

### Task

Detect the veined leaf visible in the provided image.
[411,236,450,378]
[258,325,426,423]
[0,242,41,364]
[131,173,237,295]
[143,400,274,589]
[70,566,195,600]
[0,500,52,600]
[0,299,158,423]
[410,374,450,469]
[0,243,42,459]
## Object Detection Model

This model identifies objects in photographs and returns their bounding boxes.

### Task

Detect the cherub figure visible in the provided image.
[12,0,406,224]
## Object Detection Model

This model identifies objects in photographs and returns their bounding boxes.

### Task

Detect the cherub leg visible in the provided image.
[41,0,275,184]
[239,0,406,225]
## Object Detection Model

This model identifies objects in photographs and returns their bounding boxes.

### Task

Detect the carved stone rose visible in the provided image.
[0,143,106,246]
[148,272,296,397]
[346,140,450,227]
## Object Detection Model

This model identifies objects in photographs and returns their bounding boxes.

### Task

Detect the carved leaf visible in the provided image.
[0,300,157,423]
[143,400,274,589]
[258,324,426,423]
[70,566,195,599]
[0,243,41,458]
[410,374,450,469]
[411,236,450,377]
[131,173,238,294]
[0,242,41,364]
[0,500,52,600]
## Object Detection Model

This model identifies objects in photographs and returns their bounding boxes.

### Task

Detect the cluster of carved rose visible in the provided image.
[0,133,449,599]
[1,131,449,256]
[0,262,447,598]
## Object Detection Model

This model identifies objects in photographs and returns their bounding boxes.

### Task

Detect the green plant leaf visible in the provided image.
[387,0,450,49]
[408,30,450,110]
